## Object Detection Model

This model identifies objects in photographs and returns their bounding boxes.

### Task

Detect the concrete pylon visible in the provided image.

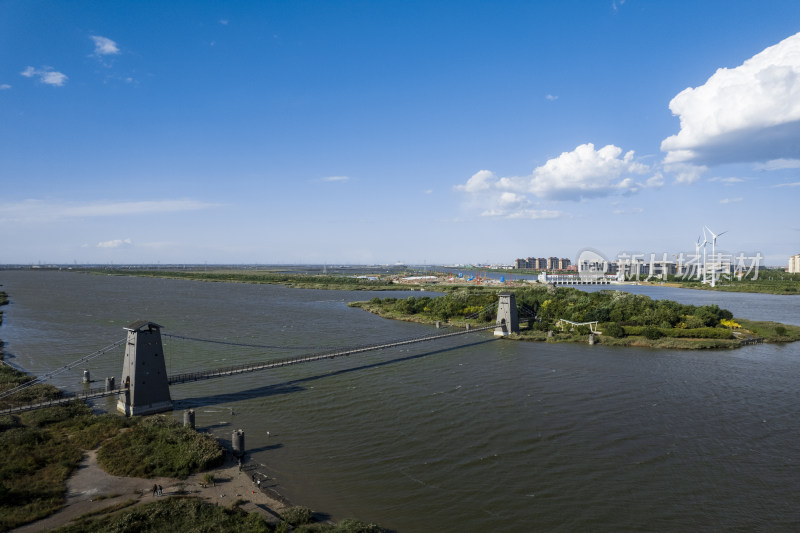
[495,293,519,336]
[117,320,173,416]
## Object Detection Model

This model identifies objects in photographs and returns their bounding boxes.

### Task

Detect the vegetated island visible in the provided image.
[349,286,800,349]
[0,292,383,533]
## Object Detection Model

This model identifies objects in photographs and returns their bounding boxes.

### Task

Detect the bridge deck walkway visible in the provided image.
[1,324,500,414]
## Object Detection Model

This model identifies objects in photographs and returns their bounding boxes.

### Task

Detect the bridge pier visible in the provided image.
[117,321,173,416]
[495,293,519,336]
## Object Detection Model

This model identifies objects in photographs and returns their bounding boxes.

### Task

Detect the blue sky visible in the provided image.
[2,1,800,266]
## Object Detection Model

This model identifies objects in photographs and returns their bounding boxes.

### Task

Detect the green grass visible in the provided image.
[53,497,273,533]
[86,269,405,291]
[668,271,800,295]
[736,319,800,342]
[0,401,130,531]
[0,383,222,530]
[97,415,224,479]
[51,497,385,533]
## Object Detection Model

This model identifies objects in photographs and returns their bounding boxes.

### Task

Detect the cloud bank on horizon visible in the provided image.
[458,31,800,219]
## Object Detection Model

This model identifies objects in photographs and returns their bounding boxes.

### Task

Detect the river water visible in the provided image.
[1,270,799,532]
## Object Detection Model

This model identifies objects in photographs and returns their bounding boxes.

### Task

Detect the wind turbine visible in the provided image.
[701,228,709,285]
[692,235,702,280]
[704,225,727,287]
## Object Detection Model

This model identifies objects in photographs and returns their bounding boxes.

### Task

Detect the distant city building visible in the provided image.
[789,254,800,273]
[614,257,677,280]
[514,256,571,270]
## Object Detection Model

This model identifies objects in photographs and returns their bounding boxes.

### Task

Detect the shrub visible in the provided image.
[97,415,224,479]
[775,326,787,336]
[281,506,314,526]
[603,322,625,338]
[642,326,663,340]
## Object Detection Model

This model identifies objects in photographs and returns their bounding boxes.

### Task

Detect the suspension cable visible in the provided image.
[0,338,126,401]
[163,333,325,351]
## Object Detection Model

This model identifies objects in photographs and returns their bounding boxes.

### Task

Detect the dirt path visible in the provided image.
[13,450,291,532]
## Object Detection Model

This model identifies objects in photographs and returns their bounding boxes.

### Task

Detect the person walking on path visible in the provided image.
[152,484,158,497]
[157,485,163,496]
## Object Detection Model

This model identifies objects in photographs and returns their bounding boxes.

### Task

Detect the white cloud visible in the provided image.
[612,207,644,215]
[646,173,664,187]
[667,162,707,184]
[424,189,433,194]
[482,207,563,220]
[772,181,800,188]
[521,143,650,200]
[21,66,68,86]
[455,143,653,219]
[709,177,746,184]
[754,158,800,170]
[455,169,496,193]
[321,176,350,182]
[219,19,229,25]
[720,197,743,204]
[97,238,132,248]
[0,84,10,90]
[0,198,217,223]
[662,32,800,165]
[90,35,120,56]
[545,94,558,101]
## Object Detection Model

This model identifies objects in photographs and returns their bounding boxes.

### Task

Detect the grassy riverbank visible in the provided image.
[83,268,407,291]
[52,497,381,533]
[636,271,800,295]
[0,400,131,530]
[350,286,800,349]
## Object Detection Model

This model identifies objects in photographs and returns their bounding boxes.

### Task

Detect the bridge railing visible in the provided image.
[0,385,125,415]
[168,324,498,385]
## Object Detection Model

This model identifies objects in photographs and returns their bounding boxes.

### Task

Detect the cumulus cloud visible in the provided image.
[545,94,559,101]
[512,143,650,200]
[97,238,132,248]
[662,32,800,165]
[456,143,654,219]
[90,35,120,56]
[21,66,68,86]
[0,84,10,90]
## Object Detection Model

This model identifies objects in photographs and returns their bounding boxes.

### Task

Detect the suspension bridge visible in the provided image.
[0,294,534,416]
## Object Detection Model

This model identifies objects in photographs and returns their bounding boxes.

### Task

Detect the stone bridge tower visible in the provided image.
[117,320,173,416]
[495,293,520,336]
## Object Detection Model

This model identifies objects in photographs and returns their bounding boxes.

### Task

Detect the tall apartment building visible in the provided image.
[789,254,800,273]
[514,256,570,270]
